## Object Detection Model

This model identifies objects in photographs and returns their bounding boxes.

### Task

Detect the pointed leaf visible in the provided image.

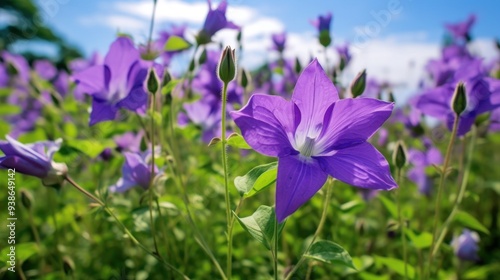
[164,36,192,51]
[227,133,251,149]
[378,195,397,219]
[375,256,415,279]
[454,211,490,234]
[234,205,285,250]
[234,162,277,197]
[0,243,38,263]
[304,240,356,269]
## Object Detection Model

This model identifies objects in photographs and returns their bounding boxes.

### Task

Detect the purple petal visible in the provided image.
[415,85,454,119]
[109,177,137,193]
[230,94,299,157]
[0,156,48,178]
[315,98,394,153]
[292,59,339,140]
[105,37,140,94]
[117,85,148,112]
[89,99,118,126]
[275,155,328,222]
[72,65,110,99]
[34,60,57,80]
[316,142,397,190]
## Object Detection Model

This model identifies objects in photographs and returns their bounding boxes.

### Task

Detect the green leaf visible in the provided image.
[304,240,356,269]
[0,243,38,263]
[234,162,277,197]
[378,195,397,219]
[405,229,433,249]
[234,205,284,250]
[375,256,415,279]
[66,139,115,158]
[0,104,20,115]
[227,133,251,149]
[162,79,181,95]
[339,200,365,214]
[164,35,192,51]
[454,211,490,235]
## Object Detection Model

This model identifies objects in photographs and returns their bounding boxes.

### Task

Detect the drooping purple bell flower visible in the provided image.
[72,37,149,126]
[196,0,239,45]
[0,135,67,185]
[231,59,397,222]
[109,150,160,192]
[451,229,480,261]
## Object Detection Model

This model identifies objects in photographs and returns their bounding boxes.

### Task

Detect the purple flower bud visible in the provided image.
[452,229,480,261]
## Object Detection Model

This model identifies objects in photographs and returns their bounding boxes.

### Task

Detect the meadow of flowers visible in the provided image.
[1,1,500,279]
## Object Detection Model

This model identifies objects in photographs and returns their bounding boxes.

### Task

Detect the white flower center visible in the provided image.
[299,137,316,157]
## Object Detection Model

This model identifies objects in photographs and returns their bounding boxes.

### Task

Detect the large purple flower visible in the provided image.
[197,0,239,44]
[451,229,480,261]
[72,37,148,126]
[0,135,67,185]
[109,151,159,193]
[231,59,397,221]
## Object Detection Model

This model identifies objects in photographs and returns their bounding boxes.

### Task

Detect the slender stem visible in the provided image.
[47,189,65,275]
[147,0,158,52]
[221,81,233,279]
[165,98,227,279]
[274,211,279,280]
[427,115,460,275]
[396,168,408,279]
[432,126,477,257]
[284,180,334,280]
[149,94,160,256]
[28,208,41,246]
[63,176,188,279]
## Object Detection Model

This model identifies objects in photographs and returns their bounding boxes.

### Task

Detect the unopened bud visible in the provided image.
[392,140,407,170]
[146,68,160,95]
[451,82,467,116]
[350,69,367,98]
[20,189,33,210]
[319,30,332,48]
[198,48,207,65]
[239,68,250,89]
[237,30,242,43]
[218,46,236,84]
[162,70,172,87]
[294,57,302,74]
[63,256,75,275]
[388,91,395,103]
[188,58,196,72]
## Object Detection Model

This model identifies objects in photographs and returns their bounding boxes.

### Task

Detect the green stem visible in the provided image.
[396,168,408,279]
[432,126,477,257]
[146,0,158,52]
[149,94,160,256]
[284,180,334,280]
[427,115,459,275]
[274,210,279,280]
[63,176,188,279]
[47,189,65,276]
[221,81,233,279]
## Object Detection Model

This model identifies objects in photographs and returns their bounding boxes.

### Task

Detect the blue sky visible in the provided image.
[21,0,500,103]
[34,0,500,56]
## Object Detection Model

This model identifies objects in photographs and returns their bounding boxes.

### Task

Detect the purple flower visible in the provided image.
[336,44,351,67]
[54,71,70,97]
[197,0,239,44]
[34,59,57,81]
[0,64,9,87]
[407,138,443,195]
[451,229,480,261]
[0,135,67,185]
[69,52,102,73]
[231,59,397,221]
[445,14,476,41]
[2,51,30,85]
[115,131,144,153]
[182,96,231,143]
[271,32,286,53]
[72,37,149,126]
[310,12,332,33]
[109,151,159,192]
[416,61,500,136]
